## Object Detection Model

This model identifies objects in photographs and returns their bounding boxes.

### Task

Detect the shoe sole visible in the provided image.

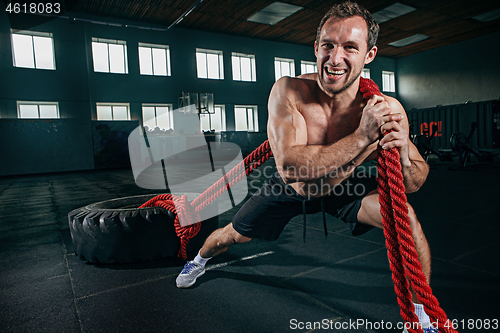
[176,269,205,288]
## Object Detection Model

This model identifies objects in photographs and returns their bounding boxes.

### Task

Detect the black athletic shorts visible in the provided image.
[232,168,378,241]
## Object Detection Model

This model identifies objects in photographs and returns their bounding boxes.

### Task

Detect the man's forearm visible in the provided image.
[402,159,429,193]
[278,132,370,183]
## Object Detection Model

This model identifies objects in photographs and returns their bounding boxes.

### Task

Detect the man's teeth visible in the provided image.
[326,69,345,75]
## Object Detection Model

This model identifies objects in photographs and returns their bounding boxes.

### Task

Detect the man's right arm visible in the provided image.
[267,77,376,183]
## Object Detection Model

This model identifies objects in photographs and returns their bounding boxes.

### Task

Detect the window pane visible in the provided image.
[251,58,256,81]
[240,57,251,81]
[200,114,210,131]
[274,60,281,81]
[142,106,155,128]
[113,106,128,120]
[19,104,39,118]
[97,106,112,120]
[109,44,126,74]
[196,52,207,78]
[253,108,259,132]
[92,42,109,72]
[156,107,170,129]
[206,53,219,79]
[152,48,167,76]
[39,105,58,118]
[234,107,248,131]
[12,34,35,68]
[139,47,153,75]
[166,49,171,76]
[247,108,254,131]
[362,68,370,79]
[232,56,240,81]
[33,36,55,70]
[281,61,290,77]
[211,106,222,132]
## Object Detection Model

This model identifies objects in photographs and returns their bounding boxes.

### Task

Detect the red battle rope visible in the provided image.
[139,78,456,332]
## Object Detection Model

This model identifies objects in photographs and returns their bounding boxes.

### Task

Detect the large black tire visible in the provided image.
[68,193,218,264]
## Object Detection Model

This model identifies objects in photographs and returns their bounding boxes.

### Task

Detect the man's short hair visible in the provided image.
[316,1,379,51]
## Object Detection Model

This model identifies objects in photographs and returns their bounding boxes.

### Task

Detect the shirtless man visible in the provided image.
[177,2,435,331]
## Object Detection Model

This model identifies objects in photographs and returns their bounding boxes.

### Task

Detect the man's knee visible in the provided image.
[218,223,252,247]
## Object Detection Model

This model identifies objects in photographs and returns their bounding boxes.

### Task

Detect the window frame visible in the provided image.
[17,101,60,119]
[300,60,317,75]
[138,42,171,76]
[96,103,131,121]
[382,70,396,93]
[234,105,259,132]
[200,104,226,132]
[142,103,174,130]
[361,68,371,79]
[91,37,129,74]
[11,30,56,70]
[196,48,224,80]
[231,52,256,82]
[274,57,295,81]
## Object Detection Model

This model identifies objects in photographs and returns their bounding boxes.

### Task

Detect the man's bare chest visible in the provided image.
[301,108,361,145]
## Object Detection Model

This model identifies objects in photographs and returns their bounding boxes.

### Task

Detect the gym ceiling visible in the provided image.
[63,0,500,58]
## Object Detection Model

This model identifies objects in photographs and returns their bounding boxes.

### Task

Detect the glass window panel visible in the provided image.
[232,56,240,81]
[113,106,128,120]
[97,106,112,120]
[152,48,167,76]
[362,68,370,79]
[156,106,170,129]
[39,105,58,118]
[166,49,171,76]
[281,61,290,77]
[12,34,35,68]
[240,57,251,81]
[274,60,281,81]
[200,114,210,131]
[33,36,55,70]
[247,108,254,131]
[109,44,125,74]
[206,53,219,79]
[196,52,207,78]
[234,107,248,131]
[142,106,155,122]
[211,106,222,132]
[251,58,256,81]
[253,108,259,132]
[92,42,109,72]
[19,104,39,118]
[139,47,153,75]
[301,63,305,74]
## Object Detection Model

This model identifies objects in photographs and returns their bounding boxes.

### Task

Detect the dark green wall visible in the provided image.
[397,31,500,110]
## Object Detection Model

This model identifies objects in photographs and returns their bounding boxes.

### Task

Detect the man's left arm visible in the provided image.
[378,96,429,193]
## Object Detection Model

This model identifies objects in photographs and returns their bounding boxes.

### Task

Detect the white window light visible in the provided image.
[196,48,224,80]
[234,106,259,132]
[382,71,396,93]
[17,101,59,119]
[142,104,173,130]
[200,105,226,132]
[232,53,256,82]
[11,30,56,70]
[275,57,295,81]
[300,60,317,75]
[92,38,128,74]
[96,103,130,120]
[139,43,171,76]
[361,68,371,79]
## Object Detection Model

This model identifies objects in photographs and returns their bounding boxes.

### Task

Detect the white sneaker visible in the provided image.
[176,261,205,288]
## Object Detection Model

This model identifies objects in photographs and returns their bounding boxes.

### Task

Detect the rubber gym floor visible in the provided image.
[1,157,499,333]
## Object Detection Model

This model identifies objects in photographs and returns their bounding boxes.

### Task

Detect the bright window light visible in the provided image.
[142,104,173,130]
[232,53,256,82]
[92,38,128,74]
[234,106,258,132]
[361,68,371,79]
[139,43,171,76]
[11,31,56,70]
[200,105,226,132]
[275,57,295,81]
[382,71,396,92]
[300,60,317,75]
[196,48,224,80]
[96,103,130,120]
[17,101,60,118]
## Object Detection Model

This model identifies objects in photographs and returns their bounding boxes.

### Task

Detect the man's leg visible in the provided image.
[357,190,434,329]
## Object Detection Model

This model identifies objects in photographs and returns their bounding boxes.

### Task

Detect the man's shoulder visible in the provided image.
[274,74,318,98]
[381,94,405,113]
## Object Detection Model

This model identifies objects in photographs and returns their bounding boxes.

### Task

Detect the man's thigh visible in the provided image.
[356,189,383,229]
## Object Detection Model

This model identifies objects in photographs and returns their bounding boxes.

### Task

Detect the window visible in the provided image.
[17,101,59,118]
[138,43,171,76]
[382,71,395,92]
[232,53,256,82]
[300,60,317,75]
[361,68,371,79]
[200,105,226,132]
[234,106,259,132]
[142,104,173,130]
[92,38,128,74]
[11,30,55,70]
[275,57,295,81]
[196,48,224,80]
[96,103,130,120]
